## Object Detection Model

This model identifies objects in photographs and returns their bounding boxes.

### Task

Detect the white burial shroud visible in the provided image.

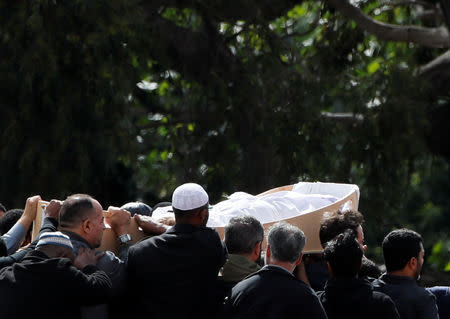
[152,182,360,228]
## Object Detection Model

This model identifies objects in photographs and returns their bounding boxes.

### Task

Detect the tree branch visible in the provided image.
[368,1,443,24]
[326,0,450,48]
[321,112,364,124]
[416,9,444,23]
[420,49,450,91]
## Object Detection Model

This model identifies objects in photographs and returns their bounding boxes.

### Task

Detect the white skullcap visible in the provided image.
[172,183,209,211]
[37,231,73,250]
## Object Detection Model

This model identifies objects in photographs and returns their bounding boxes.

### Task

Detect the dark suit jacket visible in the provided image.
[224,265,328,319]
[372,274,439,319]
[317,277,400,319]
[127,223,227,319]
[0,250,111,319]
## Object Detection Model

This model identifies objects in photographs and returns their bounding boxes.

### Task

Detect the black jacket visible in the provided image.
[372,274,439,319]
[127,223,227,319]
[0,237,6,257]
[224,265,328,319]
[317,277,400,319]
[0,250,112,319]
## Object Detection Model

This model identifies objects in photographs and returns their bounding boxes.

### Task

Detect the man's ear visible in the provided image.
[327,262,334,278]
[252,241,262,261]
[295,253,303,266]
[81,219,91,234]
[266,245,271,262]
[408,256,418,270]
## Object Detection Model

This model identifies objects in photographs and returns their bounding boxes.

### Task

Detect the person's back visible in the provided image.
[373,274,438,319]
[320,277,399,319]
[372,229,439,319]
[0,232,111,319]
[224,222,327,319]
[317,230,399,319]
[126,183,227,318]
[228,265,325,319]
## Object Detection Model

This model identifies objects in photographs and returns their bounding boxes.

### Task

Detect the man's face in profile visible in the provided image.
[88,199,106,248]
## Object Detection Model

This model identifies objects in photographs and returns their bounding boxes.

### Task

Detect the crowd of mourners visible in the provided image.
[0,183,448,319]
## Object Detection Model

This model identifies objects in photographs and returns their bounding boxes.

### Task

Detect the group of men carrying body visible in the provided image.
[0,183,442,319]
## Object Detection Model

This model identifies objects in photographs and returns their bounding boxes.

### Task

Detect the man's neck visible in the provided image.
[233,252,257,263]
[59,228,92,247]
[59,226,80,236]
[269,260,295,273]
[387,269,414,279]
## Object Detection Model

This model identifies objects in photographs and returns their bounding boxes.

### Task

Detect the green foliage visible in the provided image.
[428,240,450,272]
[0,0,142,206]
[0,0,448,281]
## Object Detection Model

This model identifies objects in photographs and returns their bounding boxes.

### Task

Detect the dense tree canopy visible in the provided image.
[1,0,448,273]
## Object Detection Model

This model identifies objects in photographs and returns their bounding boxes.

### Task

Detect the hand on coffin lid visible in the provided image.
[104,207,131,236]
[23,195,42,223]
[44,200,63,219]
[133,214,169,235]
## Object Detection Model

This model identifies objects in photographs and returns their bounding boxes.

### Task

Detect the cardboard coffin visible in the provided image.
[32,182,359,255]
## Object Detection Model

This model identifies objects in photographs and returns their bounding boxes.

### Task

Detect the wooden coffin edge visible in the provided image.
[32,184,359,255]
[215,185,359,253]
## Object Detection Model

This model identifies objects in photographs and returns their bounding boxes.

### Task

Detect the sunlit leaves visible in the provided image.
[367,58,381,73]
[161,7,202,31]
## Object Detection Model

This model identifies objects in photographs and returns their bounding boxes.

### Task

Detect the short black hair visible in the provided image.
[59,194,95,228]
[0,209,24,235]
[0,203,6,213]
[319,210,364,247]
[121,202,152,216]
[323,229,363,278]
[173,203,208,219]
[382,228,423,272]
[153,202,172,210]
[225,216,264,254]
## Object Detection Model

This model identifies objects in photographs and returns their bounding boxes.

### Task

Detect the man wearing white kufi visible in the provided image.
[127,183,227,319]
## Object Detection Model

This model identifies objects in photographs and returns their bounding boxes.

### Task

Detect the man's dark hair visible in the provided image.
[382,228,423,273]
[224,216,264,254]
[359,256,382,278]
[319,209,364,247]
[59,194,95,228]
[0,203,6,213]
[323,229,363,278]
[173,203,208,220]
[153,202,172,210]
[0,209,23,235]
[121,202,152,216]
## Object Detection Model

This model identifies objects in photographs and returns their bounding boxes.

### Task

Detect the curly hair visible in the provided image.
[319,209,364,248]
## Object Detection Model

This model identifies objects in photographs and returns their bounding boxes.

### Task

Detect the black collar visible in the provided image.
[60,230,94,249]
